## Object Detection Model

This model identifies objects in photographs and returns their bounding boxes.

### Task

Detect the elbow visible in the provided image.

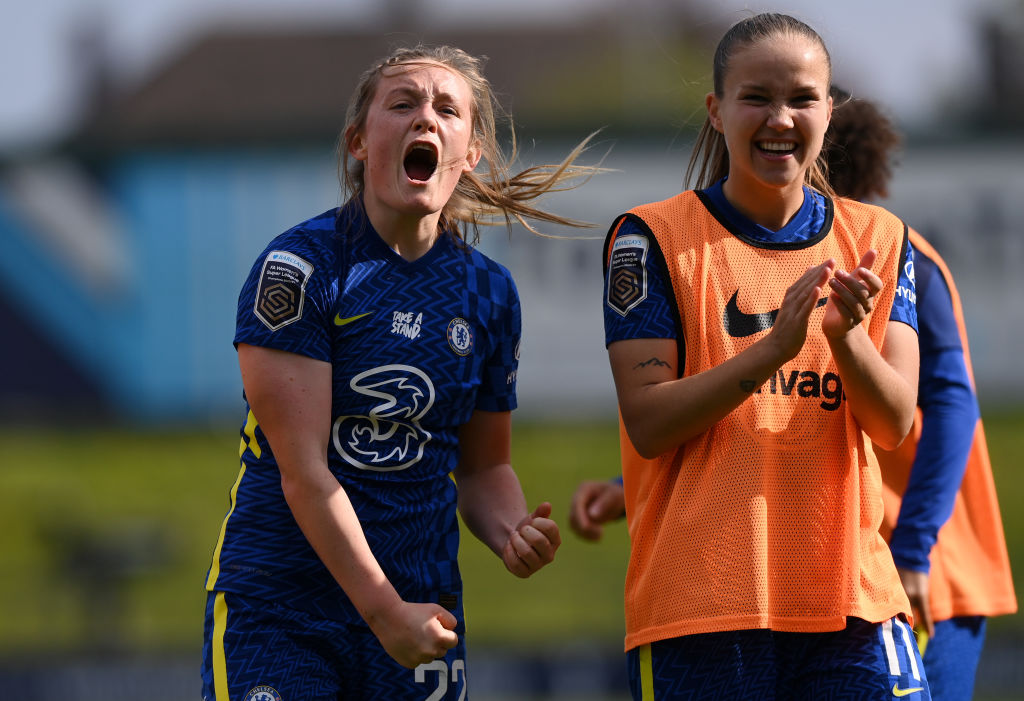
[632,439,665,461]
[622,421,669,460]
[618,386,685,459]
[279,472,303,505]
[872,431,905,453]
[280,470,320,507]
[873,410,916,452]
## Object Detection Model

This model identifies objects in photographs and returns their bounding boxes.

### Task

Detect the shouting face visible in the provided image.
[349,61,481,228]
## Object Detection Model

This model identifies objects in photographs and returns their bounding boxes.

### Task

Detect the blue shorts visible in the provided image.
[627,617,930,700]
[201,591,469,701]
[921,616,986,701]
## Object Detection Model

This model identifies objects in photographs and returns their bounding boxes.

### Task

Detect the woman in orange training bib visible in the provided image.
[602,13,927,699]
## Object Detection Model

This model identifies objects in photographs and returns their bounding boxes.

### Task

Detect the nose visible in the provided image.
[766,103,794,130]
[412,104,439,133]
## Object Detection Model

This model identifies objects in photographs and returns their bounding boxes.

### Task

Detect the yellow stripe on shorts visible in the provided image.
[639,643,655,700]
[213,591,230,700]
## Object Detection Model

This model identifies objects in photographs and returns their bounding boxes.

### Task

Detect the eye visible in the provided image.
[438,104,460,117]
[741,93,769,104]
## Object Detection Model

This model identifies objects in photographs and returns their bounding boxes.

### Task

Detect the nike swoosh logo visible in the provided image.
[334,311,373,327]
[892,683,924,697]
[723,290,827,338]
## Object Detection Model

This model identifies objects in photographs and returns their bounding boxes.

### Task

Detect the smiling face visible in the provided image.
[348,60,481,234]
[707,33,832,212]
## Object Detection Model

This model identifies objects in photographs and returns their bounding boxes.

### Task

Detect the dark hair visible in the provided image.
[822,86,902,201]
[685,13,833,194]
[339,44,601,244]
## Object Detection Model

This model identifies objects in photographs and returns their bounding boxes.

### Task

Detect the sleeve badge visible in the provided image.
[607,233,649,316]
[254,250,314,331]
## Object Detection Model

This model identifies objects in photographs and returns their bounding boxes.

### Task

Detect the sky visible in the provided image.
[0,0,1014,151]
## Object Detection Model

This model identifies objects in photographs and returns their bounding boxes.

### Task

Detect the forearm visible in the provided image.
[456,462,527,557]
[281,468,402,625]
[828,325,917,449]
[615,336,789,458]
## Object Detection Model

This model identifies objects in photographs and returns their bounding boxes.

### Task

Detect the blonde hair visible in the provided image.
[339,45,601,244]
[685,13,834,197]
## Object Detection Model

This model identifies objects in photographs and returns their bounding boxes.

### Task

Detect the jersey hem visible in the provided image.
[623,605,909,652]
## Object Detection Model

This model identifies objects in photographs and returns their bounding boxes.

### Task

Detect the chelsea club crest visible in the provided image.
[447,317,473,356]
[244,685,283,701]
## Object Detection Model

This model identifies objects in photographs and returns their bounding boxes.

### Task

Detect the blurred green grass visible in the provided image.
[0,410,1019,654]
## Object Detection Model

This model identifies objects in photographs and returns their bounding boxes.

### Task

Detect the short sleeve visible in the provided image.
[603,216,679,346]
[234,229,337,362]
[475,264,520,412]
[915,253,963,356]
[888,237,919,333]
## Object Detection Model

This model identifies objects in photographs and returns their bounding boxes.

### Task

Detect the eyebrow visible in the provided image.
[735,82,824,95]
[379,84,460,104]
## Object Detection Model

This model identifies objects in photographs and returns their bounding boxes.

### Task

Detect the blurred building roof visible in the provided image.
[70,13,718,152]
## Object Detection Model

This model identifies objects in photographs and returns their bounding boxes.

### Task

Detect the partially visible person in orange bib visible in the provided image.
[825,89,1017,701]
[602,13,927,700]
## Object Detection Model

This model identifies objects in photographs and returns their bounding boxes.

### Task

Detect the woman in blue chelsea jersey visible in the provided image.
[201,45,598,701]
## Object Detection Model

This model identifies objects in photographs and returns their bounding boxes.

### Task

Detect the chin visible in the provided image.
[753,169,803,191]
[392,197,443,220]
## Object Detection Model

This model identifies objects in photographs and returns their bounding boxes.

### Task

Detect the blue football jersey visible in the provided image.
[205,201,521,623]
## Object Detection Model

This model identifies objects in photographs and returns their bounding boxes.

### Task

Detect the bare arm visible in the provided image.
[237,343,457,668]
[823,251,919,449]
[610,261,835,458]
[454,410,560,578]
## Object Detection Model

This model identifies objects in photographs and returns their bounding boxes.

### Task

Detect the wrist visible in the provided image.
[353,581,404,631]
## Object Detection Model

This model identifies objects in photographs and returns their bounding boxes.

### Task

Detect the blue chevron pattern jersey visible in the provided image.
[205,199,520,625]
[604,182,917,347]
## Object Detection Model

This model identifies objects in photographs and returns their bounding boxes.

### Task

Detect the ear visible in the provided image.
[706,92,724,134]
[347,125,368,162]
[463,139,482,173]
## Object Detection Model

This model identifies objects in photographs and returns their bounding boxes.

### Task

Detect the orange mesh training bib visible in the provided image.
[613,192,912,650]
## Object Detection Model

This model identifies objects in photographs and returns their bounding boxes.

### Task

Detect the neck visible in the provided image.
[721,178,805,231]
[362,198,443,262]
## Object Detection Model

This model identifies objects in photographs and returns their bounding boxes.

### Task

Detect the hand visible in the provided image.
[366,600,459,669]
[822,249,883,339]
[766,260,836,362]
[569,480,625,541]
[897,566,935,639]
[501,502,561,578]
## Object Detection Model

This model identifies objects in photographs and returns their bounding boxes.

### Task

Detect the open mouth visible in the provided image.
[404,143,438,182]
[757,140,797,156]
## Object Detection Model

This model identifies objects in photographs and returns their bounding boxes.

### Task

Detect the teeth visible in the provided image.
[759,141,795,152]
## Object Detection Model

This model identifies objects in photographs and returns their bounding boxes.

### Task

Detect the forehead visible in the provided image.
[725,34,829,88]
[375,60,473,101]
